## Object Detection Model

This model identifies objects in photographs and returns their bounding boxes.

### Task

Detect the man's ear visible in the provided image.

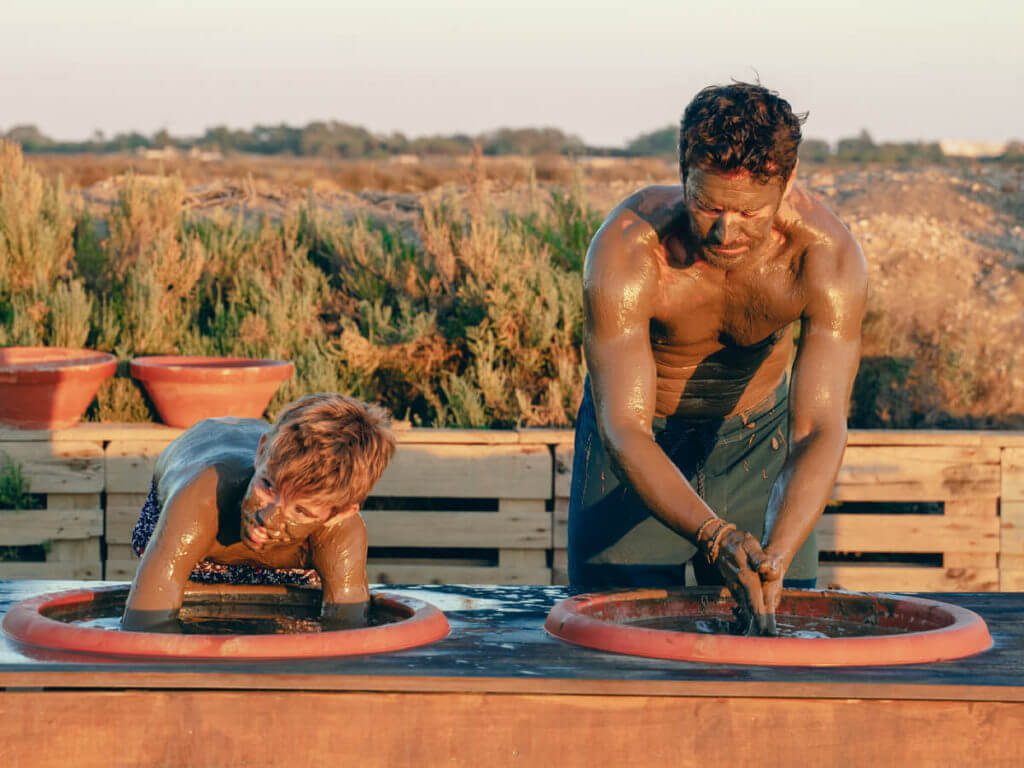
[783,159,799,199]
[323,503,360,528]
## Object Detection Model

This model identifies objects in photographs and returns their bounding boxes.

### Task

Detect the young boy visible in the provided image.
[123,393,396,632]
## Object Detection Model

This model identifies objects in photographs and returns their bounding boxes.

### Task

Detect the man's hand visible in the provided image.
[700,519,783,635]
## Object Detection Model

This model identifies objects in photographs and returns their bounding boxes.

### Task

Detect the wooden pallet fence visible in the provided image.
[821,434,1001,592]
[999,445,1024,590]
[0,441,105,579]
[364,439,552,585]
[103,431,554,585]
[550,431,1005,591]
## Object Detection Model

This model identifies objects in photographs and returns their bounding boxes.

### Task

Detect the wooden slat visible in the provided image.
[0,561,101,579]
[0,509,102,545]
[372,443,551,499]
[846,430,985,446]
[552,497,569,550]
[1,690,1022,768]
[105,440,170,493]
[49,538,101,564]
[0,422,181,442]
[105,493,148,545]
[105,560,139,580]
[367,562,550,585]
[553,445,573,500]
[817,513,998,553]
[834,445,1000,501]
[1004,448,1024,501]
[0,441,104,493]
[365,510,550,549]
[1000,570,1024,591]
[819,563,999,592]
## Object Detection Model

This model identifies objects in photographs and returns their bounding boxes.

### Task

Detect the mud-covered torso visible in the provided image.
[153,417,314,569]
[626,185,816,419]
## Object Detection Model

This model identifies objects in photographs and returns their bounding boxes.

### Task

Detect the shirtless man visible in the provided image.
[123,393,395,632]
[568,82,866,634]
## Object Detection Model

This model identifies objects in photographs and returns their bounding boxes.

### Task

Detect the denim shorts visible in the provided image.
[568,377,817,590]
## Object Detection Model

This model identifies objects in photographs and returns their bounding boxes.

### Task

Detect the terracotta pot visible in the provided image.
[129,356,294,428]
[545,587,993,667]
[1,584,450,660]
[0,347,117,430]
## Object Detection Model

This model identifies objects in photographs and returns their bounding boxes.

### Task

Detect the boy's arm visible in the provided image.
[122,469,219,632]
[312,512,370,628]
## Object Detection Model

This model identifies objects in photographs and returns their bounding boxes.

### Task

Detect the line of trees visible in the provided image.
[3,121,1021,163]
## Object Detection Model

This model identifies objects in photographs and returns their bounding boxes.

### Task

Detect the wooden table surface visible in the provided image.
[2,580,1023,702]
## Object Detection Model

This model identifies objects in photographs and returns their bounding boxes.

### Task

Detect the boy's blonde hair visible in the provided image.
[263,393,395,513]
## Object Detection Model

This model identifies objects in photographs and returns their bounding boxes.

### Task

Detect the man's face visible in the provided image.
[683,166,789,270]
[239,453,337,552]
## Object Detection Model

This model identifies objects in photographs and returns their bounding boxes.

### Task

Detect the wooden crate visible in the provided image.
[104,431,554,585]
[0,441,105,579]
[550,432,1003,591]
[1000,445,1024,590]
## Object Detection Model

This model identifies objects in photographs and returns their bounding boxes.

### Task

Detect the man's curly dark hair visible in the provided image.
[679,82,806,184]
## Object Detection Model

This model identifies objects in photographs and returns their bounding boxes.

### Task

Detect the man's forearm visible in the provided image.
[604,426,715,540]
[762,426,847,567]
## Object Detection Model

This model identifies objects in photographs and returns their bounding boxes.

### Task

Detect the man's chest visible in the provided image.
[652,261,804,348]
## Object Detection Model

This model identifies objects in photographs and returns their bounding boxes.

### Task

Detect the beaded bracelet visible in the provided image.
[693,515,720,546]
[705,522,737,564]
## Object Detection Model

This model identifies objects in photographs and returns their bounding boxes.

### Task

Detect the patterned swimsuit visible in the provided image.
[131,483,320,586]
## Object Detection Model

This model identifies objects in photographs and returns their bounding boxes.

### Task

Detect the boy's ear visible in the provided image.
[323,503,360,528]
[256,433,268,458]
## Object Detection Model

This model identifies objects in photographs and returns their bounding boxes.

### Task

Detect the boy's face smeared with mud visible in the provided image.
[239,442,348,552]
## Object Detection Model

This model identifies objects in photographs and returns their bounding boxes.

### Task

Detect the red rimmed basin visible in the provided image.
[129,356,294,428]
[0,346,117,429]
[545,588,992,667]
[1,584,449,660]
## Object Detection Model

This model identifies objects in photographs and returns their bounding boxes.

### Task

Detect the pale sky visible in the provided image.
[1,0,1021,146]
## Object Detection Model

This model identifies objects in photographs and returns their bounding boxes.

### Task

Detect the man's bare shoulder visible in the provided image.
[784,184,867,307]
[586,186,683,286]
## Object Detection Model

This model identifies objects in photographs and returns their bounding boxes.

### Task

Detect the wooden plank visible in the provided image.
[498,549,547,571]
[553,445,573,500]
[364,510,551,549]
[105,440,170,493]
[817,513,998,553]
[1000,571,1024,591]
[0,690,1021,768]
[106,543,137,561]
[0,509,102,545]
[945,553,998,569]
[0,422,182,442]
[819,563,999,592]
[553,497,569,549]
[367,561,550,585]
[49,538,100,564]
[834,445,1000,501]
[0,441,104,493]
[1000,502,1024,556]
[105,560,139,580]
[46,493,102,511]
[552,549,568,585]
[0,561,101,579]
[106,493,147,545]
[846,430,985,446]
[372,443,551,499]
[1001,553,1024,570]
[1004,448,1024,501]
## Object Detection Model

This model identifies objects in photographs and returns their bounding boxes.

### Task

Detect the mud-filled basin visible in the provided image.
[2,584,449,660]
[545,588,992,667]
